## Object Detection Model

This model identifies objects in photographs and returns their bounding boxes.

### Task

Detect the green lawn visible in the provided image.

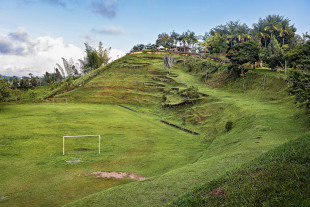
[0,103,204,207]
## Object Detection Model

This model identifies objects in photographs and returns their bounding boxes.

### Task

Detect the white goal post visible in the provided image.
[63,135,101,155]
[53,98,67,104]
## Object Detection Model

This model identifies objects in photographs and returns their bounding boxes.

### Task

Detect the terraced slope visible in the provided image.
[59,53,309,206]
[56,54,170,105]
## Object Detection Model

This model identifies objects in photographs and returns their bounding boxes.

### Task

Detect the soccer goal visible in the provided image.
[63,135,101,155]
[53,98,67,104]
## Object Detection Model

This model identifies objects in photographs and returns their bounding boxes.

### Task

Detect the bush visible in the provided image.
[225,121,233,131]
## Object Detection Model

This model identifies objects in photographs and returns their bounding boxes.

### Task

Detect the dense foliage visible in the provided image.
[0,76,11,102]
[227,40,260,76]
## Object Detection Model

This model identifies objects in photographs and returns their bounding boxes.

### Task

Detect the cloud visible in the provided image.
[0,29,84,77]
[91,0,117,18]
[92,26,124,35]
[109,48,125,62]
[0,28,126,77]
[0,28,34,55]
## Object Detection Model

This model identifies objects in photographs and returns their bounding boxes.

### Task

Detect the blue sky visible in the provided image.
[0,0,309,76]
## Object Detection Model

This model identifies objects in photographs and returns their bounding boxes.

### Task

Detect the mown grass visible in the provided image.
[0,103,204,206]
[169,133,310,206]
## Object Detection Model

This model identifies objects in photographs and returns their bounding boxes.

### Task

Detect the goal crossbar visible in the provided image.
[53,98,67,104]
[63,135,101,155]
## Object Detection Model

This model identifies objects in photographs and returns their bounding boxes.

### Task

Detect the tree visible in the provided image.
[253,15,296,48]
[227,40,260,75]
[179,32,188,52]
[82,42,110,73]
[19,77,31,89]
[98,41,111,65]
[206,32,228,53]
[55,68,63,82]
[62,58,73,76]
[44,72,52,84]
[170,30,180,48]
[286,38,310,108]
[285,39,310,68]
[287,68,310,108]
[156,33,173,48]
[29,73,38,87]
[261,35,283,70]
[0,76,10,102]
[56,63,66,78]
[163,54,175,74]
[12,76,19,89]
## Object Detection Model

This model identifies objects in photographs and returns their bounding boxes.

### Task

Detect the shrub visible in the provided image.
[225,121,233,131]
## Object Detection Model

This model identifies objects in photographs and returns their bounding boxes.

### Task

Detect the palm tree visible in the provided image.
[170,30,180,50]
[179,32,188,53]
[278,19,295,46]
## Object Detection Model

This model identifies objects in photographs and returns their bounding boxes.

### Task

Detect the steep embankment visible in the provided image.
[55,54,168,105]
[170,133,310,206]
[60,53,309,206]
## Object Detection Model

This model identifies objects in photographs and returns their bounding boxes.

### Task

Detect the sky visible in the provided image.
[0,0,309,77]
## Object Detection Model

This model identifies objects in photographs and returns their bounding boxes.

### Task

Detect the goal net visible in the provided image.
[63,135,101,155]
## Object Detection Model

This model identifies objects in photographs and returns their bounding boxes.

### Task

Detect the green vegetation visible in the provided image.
[0,76,10,102]
[1,14,309,206]
[1,51,309,206]
[169,133,310,206]
[0,103,203,206]
[1,44,309,207]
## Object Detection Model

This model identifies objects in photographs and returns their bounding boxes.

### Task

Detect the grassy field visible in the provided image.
[0,103,204,206]
[1,53,309,206]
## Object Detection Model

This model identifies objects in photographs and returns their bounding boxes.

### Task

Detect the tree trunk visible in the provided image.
[205,71,208,82]
[284,60,287,75]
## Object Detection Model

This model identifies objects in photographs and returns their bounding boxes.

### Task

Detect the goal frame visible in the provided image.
[63,135,101,155]
[53,98,67,104]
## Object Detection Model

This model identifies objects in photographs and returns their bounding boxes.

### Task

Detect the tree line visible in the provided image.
[133,14,309,109]
[0,41,111,101]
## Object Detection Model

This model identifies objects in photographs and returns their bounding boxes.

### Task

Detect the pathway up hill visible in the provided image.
[61,53,309,206]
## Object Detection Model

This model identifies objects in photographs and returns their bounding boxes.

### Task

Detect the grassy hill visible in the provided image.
[1,53,309,206]
[169,133,310,206]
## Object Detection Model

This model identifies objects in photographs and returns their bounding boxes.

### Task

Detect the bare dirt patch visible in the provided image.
[209,187,226,197]
[79,171,147,181]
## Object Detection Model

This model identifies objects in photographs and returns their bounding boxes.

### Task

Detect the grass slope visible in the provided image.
[55,54,169,105]
[0,103,203,206]
[170,133,310,206]
[62,54,309,206]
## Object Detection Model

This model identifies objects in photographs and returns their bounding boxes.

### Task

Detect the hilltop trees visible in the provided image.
[81,42,110,74]
[156,33,174,48]
[252,15,296,48]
